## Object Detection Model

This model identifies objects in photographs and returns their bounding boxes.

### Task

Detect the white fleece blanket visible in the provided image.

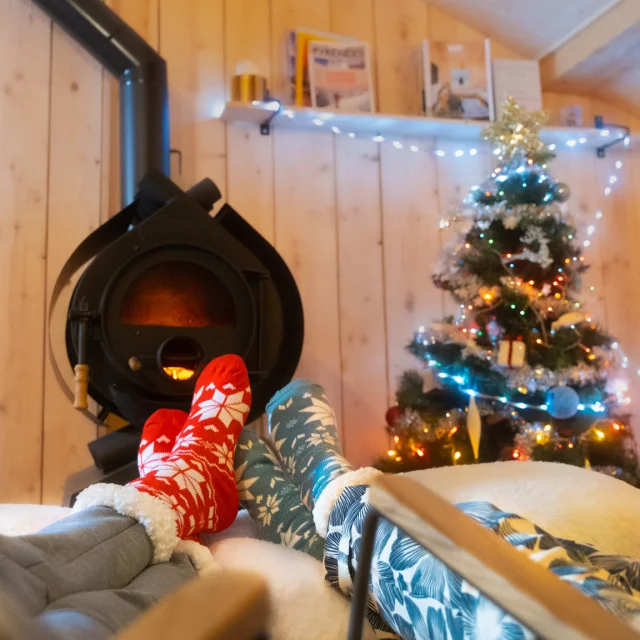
[2,461,640,640]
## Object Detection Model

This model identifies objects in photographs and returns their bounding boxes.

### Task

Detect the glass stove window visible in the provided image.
[119,261,236,328]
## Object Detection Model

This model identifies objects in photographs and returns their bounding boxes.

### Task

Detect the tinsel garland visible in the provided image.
[378,374,638,486]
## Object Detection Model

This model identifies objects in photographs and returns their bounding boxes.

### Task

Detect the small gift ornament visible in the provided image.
[498,337,526,368]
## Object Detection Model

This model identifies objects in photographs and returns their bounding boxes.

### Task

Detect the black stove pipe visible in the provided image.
[32,0,170,206]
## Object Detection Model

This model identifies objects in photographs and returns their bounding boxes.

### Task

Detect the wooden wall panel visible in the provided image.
[427,5,521,62]
[224,0,274,436]
[373,0,429,116]
[225,0,272,91]
[428,5,487,45]
[160,0,227,196]
[225,0,275,243]
[330,0,377,107]
[0,0,50,503]
[334,137,388,466]
[381,139,441,398]
[42,25,104,505]
[331,0,375,40]
[270,0,343,426]
[270,0,331,102]
[598,148,640,421]
[542,93,594,127]
[272,129,343,425]
[226,125,276,243]
[330,0,383,461]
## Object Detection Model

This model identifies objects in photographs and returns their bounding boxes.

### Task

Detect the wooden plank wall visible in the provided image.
[2,0,640,503]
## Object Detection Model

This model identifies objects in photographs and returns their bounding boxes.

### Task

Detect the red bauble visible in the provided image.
[385,405,403,426]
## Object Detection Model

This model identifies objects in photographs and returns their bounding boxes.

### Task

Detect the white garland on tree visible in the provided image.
[504,226,553,269]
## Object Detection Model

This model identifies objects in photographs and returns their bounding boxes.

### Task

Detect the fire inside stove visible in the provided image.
[163,366,195,381]
[162,367,195,380]
[158,336,204,382]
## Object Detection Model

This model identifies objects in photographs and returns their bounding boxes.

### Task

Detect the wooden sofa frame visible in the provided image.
[116,570,269,640]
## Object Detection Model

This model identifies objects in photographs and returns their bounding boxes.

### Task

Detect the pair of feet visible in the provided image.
[76,356,379,567]
[76,354,252,562]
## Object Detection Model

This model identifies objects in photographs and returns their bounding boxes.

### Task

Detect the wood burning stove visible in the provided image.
[65,170,303,428]
[53,171,303,485]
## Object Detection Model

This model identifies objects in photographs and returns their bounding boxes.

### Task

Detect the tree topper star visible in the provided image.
[482,97,553,165]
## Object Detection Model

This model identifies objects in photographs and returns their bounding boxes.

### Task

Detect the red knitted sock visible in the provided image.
[129,354,251,538]
[138,409,188,475]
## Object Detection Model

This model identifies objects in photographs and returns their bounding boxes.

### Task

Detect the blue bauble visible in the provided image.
[546,386,580,419]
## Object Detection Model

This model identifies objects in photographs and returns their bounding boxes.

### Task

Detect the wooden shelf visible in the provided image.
[221,101,630,152]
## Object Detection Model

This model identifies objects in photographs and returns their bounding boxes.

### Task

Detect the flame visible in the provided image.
[163,366,195,381]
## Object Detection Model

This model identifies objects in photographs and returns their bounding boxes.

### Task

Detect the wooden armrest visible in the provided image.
[369,475,640,640]
[116,570,269,640]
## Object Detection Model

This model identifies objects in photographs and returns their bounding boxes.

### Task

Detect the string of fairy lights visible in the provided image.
[274,102,631,157]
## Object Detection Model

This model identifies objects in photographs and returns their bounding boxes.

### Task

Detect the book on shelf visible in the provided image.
[285,29,357,107]
[308,41,374,113]
[492,59,543,116]
[422,39,494,121]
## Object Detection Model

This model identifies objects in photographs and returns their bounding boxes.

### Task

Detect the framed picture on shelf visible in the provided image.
[423,39,493,120]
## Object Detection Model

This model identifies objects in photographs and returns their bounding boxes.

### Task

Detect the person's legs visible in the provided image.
[264,380,640,640]
[235,429,324,560]
[0,507,152,616]
[0,507,196,640]
[39,551,197,640]
[266,379,381,536]
[0,355,251,639]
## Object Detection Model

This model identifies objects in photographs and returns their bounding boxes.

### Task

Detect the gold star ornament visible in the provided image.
[482,97,554,165]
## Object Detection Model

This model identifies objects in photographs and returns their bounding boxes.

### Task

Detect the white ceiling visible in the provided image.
[429,0,621,59]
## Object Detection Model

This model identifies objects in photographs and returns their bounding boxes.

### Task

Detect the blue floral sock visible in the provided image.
[266,380,353,511]
[235,429,324,560]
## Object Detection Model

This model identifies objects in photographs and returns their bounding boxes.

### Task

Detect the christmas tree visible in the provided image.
[378,98,640,485]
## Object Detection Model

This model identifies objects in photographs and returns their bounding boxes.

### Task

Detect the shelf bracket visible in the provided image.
[260,99,281,136]
[594,115,630,158]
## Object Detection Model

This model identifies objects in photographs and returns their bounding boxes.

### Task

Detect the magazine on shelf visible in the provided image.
[422,39,494,120]
[285,29,356,107]
[308,41,374,112]
[492,59,543,116]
